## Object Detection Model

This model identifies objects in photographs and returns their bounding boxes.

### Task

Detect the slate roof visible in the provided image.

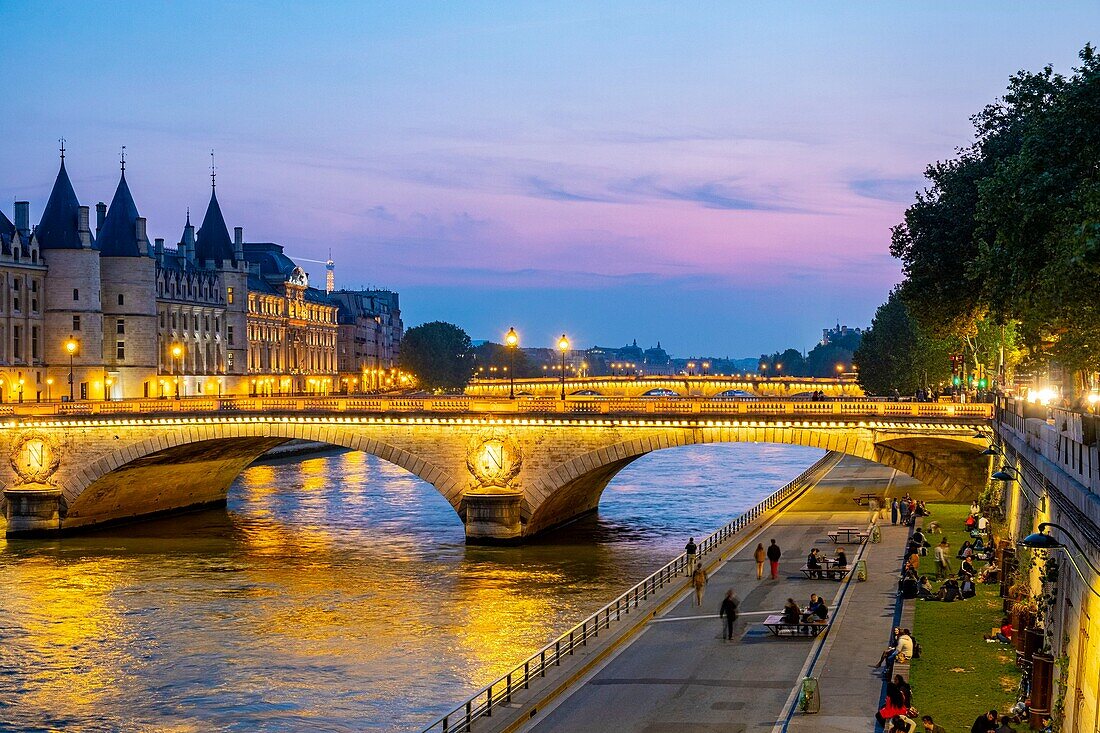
[97,172,144,257]
[242,242,297,279]
[36,161,91,250]
[0,209,14,254]
[195,189,235,262]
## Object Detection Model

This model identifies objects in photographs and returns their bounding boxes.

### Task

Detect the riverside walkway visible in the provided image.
[513,456,921,733]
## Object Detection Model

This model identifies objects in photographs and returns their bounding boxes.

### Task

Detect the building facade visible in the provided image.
[0,154,402,400]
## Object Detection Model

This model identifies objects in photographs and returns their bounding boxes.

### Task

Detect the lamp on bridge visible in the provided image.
[702,361,710,376]
[170,343,184,399]
[505,327,519,399]
[1018,522,1100,599]
[64,337,79,401]
[558,334,570,400]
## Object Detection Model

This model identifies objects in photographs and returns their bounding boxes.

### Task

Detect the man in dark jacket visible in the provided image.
[970,709,998,733]
[719,589,739,641]
[767,539,782,580]
[920,716,946,733]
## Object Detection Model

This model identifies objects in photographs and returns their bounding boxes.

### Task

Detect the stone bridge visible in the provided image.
[465,375,864,399]
[1,396,992,543]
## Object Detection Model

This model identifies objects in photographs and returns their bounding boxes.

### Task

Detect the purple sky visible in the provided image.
[2,2,1096,356]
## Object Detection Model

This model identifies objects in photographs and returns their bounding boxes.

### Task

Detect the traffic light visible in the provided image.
[978,378,987,389]
[952,376,961,386]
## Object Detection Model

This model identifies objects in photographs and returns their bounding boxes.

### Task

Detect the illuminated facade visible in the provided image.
[0,153,401,400]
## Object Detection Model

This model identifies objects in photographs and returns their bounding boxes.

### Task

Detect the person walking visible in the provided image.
[753,542,766,580]
[766,539,782,580]
[891,498,899,525]
[899,499,910,526]
[868,496,881,524]
[685,537,698,576]
[691,564,708,606]
[934,538,950,580]
[719,589,739,641]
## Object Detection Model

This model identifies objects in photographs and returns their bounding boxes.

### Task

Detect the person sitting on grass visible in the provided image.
[893,673,912,708]
[782,598,800,625]
[970,708,999,732]
[960,572,977,599]
[957,539,973,559]
[933,577,961,602]
[921,715,947,733]
[917,575,936,600]
[900,573,920,599]
[984,618,1013,644]
[965,514,977,532]
[960,556,976,580]
[995,715,1016,732]
[890,714,917,732]
[977,560,1000,584]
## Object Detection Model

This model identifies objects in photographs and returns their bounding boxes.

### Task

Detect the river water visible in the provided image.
[0,442,821,732]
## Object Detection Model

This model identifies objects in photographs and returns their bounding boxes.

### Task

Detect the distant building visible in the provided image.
[821,323,864,346]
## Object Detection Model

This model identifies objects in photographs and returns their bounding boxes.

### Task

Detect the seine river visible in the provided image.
[0,443,821,732]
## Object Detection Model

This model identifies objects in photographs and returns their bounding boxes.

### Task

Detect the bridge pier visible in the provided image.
[463,492,525,545]
[3,486,63,536]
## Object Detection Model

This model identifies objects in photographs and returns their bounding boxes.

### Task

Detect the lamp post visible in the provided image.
[64,337,79,401]
[17,374,24,403]
[558,334,569,400]
[171,343,183,399]
[45,376,53,402]
[702,361,710,377]
[1019,522,1100,599]
[505,327,519,399]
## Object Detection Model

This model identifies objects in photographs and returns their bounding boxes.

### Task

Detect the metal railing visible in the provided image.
[419,451,843,733]
[0,395,993,422]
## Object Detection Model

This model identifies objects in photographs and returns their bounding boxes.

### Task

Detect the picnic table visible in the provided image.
[827,527,869,544]
[762,613,828,638]
[853,493,881,506]
[798,557,853,581]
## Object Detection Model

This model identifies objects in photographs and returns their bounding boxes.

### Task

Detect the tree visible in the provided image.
[398,321,473,391]
[472,341,535,379]
[760,348,807,376]
[854,290,952,395]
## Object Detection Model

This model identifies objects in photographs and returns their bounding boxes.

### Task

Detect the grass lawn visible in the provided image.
[908,503,1020,731]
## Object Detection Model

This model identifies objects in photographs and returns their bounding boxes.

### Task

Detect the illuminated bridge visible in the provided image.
[1,396,992,543]
[465,375,865,399]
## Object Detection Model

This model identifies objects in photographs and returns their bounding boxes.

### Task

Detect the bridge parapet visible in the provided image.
[0,395,993,421]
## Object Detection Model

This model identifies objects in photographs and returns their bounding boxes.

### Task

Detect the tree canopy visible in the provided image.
[854,290,952,395]
[398,321,473,391]
[889,44,1100,385]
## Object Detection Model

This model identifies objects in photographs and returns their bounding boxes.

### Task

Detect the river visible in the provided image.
[0,442,822,732]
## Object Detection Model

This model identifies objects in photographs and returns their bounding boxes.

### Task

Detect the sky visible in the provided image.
[1,2,1097,357]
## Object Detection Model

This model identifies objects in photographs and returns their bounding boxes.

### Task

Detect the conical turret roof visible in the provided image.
[196,189,234,262]
[37,160,90,249]
[97,171,143,257]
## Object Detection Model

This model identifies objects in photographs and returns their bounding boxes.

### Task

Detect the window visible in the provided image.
[13,280,20,291]
[227,287,234,304]
[118,294,124,306]
[204,316,209,332]
[72,315,81,331]
[227,326,234,345]
[31,299,37,312]
[116,340,125,360]
[13,326,21,360]
[227,351,234,368]
[116,319,125,335]
[12,296,19,312]
[73,288,79,301]
[31,327,39,360]
[31,281,37,293]
[171,313,177,329]
[160,312,165,328]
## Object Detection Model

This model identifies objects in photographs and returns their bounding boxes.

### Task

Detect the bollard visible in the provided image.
[856,559,868,582]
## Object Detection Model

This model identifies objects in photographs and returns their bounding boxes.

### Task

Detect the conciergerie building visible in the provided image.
[0,150,402,401]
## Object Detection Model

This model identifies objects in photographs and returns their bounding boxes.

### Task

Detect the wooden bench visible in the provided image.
[762,614,828,638]
[853,493,880,506]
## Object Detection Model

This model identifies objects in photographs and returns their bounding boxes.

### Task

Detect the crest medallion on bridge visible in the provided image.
[10,434,61,485]
[466,433,522,489]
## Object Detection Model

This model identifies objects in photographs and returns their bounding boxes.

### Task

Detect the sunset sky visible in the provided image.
[2,1,1096,355]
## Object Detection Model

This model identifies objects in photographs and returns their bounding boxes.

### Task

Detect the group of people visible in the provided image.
[805,546,848,578]
[890,495,931,527]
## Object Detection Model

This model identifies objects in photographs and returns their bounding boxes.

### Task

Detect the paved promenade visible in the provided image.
[518,456,924,733]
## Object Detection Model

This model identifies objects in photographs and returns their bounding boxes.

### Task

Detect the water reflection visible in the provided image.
[0,442,821,731]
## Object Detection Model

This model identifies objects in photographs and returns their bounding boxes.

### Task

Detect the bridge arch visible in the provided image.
[60,422,463,530]
[523,427,986,535]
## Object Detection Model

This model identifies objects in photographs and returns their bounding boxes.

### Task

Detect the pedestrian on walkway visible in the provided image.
[891,498,899,525]
[685,537,697,576]
[753,542,766,580]
[934,538,950,579]
[767,539,782,580]
[869,496,881,524]
[691,564,708,606]
[899,499,910,525]
[719,589,739,641]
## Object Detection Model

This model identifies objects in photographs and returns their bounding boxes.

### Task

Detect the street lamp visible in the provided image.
[504,327,519,399]
[558,334,569,400]
[836,363,844,375]
[45,376,53,402]
[64,337,79,401]
[702,361,710,376]
[171,343,183,399]
[17,375,24,403]
[1019,522,1100,599]
[992,463,1047,512]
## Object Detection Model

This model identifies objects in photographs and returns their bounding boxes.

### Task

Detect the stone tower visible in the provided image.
[37,154,104,400]
[195,183,248,378]
[96,163,158,399]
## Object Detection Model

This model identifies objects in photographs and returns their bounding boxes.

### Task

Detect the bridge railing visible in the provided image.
[418,452,841,733]
[0,395,992,421]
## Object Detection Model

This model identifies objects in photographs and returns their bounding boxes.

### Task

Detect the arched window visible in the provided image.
[117,293,124,306]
